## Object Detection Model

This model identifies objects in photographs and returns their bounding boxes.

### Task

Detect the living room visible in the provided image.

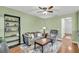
[0,6,79,53]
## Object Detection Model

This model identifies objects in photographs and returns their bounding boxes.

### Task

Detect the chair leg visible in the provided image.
[51,40,53,45]
[42,46,43,53]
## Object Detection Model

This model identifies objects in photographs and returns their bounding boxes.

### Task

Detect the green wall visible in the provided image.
[43,13,77,41]
[0,6,44,42]
[0,6,78,43]
[76,11,79,42]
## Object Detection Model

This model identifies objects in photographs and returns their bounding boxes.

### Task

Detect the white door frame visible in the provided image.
[61,17,72,38]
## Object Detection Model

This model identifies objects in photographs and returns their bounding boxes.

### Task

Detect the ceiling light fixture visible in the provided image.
[43,11,48,15]
[38,6,54,15]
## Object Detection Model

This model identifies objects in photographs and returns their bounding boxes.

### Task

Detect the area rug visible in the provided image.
[19,40,61,53]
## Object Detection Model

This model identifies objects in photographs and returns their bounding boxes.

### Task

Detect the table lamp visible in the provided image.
[43,27,46,34]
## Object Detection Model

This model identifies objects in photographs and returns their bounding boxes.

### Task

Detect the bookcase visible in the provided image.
[4,14,20,48]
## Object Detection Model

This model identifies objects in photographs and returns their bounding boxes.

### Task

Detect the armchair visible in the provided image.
[22,33,31,46]
[48,30,58,43]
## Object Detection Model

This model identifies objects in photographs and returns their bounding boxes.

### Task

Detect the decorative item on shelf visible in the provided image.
[11,17,13,21]
[8,17,11,21]
[15,18,18,21]
[5,23,9,26]
[5,17,9,21]
[5,27,10,32]
[16,33,19,36]
[14,24,17,26]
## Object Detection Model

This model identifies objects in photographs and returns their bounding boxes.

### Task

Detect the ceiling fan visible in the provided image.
[37,6,54,15]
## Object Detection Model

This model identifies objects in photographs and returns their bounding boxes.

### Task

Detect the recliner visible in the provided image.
[49,30,58,43]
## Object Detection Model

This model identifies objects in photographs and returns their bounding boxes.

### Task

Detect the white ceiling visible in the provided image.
[6,6,79,19]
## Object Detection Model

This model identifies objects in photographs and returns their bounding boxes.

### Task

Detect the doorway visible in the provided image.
[61,17,72,38]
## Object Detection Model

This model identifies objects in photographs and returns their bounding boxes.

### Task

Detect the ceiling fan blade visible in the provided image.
[48,6,53,9]
[39,7,43,9]
[48,11,53,13]
[37,11,44,13]
[39,6,47,11]
[43,7,47,10]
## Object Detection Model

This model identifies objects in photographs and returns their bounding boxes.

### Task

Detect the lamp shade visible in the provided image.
[43,27,46,29]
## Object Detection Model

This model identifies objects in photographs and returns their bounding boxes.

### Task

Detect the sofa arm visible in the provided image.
[0,42,9,53]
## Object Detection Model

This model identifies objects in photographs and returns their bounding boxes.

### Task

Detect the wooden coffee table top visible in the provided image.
[35,38,51,46]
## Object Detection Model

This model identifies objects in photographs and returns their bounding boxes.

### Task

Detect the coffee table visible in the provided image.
[34,38,52,53]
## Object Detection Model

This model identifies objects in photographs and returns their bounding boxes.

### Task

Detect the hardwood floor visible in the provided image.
[10,36,79,53]
[57,42,79,53]
[57,36,79,53]
[10,46,23,53]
